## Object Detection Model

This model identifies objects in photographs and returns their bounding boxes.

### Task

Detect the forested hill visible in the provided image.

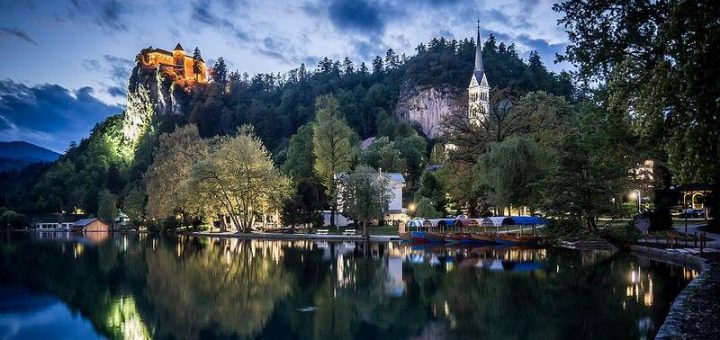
[0,34,573,218]
[189,35,573,153]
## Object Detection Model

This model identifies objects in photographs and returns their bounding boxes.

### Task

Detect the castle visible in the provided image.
[137,43,208,84]
[468,23,490,125]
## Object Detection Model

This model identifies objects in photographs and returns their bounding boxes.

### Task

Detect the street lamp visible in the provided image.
[630,189,642,214]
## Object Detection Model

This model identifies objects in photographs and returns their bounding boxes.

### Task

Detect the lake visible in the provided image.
[0,232,697,339]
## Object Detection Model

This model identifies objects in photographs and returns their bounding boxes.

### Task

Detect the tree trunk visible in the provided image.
[363,220,369,240]
[649,158,673,231]
[330,202,337,229]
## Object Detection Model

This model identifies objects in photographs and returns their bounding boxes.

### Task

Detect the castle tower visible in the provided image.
[173,43,185,78]
[468,22,490,125]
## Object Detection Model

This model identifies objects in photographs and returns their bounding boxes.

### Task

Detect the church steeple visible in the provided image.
[474,20,484,73]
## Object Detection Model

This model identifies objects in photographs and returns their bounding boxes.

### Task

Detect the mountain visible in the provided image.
[0,141,61,171]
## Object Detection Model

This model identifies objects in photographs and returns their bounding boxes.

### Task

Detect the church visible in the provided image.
[468,24,490,124]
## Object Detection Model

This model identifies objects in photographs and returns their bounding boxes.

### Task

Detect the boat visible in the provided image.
[469,233,497,244]
[410,231,429,243]
[424,231,447,243]
[444,232,465,243]
[495,233,542,245]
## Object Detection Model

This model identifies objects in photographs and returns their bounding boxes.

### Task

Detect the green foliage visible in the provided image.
[0,208,30,230]
[190,126,290,232]
[359,137,405,173]
[476,135,549,210]
[312,95,357,227]
[122,186,145,227]
[97,189,118,225]
[415,171,446,213]
[339,166,393,238]
[413,197,442,218]
[282,124,316,182]
[541,102,633,231]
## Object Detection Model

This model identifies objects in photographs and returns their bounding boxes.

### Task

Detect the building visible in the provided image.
[468,23,490,125]
[71,218,110,232]
[137,43,208,84]
[33,222,73,231]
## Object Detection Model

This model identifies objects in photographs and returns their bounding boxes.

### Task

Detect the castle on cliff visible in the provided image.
[137,43,208,84]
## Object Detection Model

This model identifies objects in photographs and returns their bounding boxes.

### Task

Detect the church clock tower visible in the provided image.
[468,22,490,125]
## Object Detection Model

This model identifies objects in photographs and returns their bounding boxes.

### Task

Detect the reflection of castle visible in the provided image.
[137,43,208,84]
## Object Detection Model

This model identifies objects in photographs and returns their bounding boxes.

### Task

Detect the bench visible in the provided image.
[316,229,329,235]
[342,229,356,236]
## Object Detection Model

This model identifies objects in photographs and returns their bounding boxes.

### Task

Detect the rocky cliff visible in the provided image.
[394,86,465,138]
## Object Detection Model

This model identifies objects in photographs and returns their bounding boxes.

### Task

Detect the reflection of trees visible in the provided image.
[144,238,293,339]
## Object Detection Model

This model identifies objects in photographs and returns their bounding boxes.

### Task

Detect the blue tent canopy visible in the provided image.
[509,216,549,225]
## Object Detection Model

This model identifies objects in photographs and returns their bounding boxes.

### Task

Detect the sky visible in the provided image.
[0,0,571,153]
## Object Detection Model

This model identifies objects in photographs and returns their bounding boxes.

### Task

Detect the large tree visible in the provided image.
[191,126,289,233]
[542,101,633,235]
[555,0,720,229]
[476,135,549,214]
[145,125,208,222]
[312,95,357,228]
[339,166,393,239]
[97,189,118,225]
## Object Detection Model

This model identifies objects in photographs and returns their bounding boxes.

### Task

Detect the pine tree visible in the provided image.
[192,47,203,81]
[372,56,384,74]
[211,57,228,86]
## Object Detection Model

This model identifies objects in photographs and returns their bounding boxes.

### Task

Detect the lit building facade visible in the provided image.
[138,43,208,84]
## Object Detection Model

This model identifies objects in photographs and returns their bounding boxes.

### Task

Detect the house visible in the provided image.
[71,218,110,232]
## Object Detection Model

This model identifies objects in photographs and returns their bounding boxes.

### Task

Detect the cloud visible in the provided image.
[327,0,386,34]
[190,0,251,43]
[82,55,134,98]
[0,27,38,46]
[68,0,130,32]
[0,79,122,152]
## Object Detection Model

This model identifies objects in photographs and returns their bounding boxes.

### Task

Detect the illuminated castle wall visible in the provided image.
[138,43,208,84]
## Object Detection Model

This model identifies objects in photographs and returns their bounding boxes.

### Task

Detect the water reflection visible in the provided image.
[0,233,695,339]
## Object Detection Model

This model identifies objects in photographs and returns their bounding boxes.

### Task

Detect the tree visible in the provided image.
[191,126,289,233]
[413,197,442,218]
[555,0,720,230]
[359,137,405,173]
[145,125,208,221]
[372,56,384,74]
[415,171,446,213]
[97,189,118,225]
[281,179,324,230]
[542,102,632,236]
[123,187,145,228]
[476,135,549,214]
[283,124,316,182]
[211,57,228,87]
[192,47,203,81]
[0,208,29,230]
[312,95,357,228]
[339,166,393,238]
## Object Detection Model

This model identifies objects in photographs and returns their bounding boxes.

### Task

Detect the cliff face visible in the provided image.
[394,86,464,138]
[116,66,187,161]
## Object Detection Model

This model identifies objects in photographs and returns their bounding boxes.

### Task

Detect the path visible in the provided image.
[673,222,720,248]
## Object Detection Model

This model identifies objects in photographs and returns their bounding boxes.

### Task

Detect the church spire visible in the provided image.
[474,20,484,73]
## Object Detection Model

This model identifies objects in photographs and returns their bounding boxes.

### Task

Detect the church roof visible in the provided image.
[174,43,184,51]
[473,22,486,85]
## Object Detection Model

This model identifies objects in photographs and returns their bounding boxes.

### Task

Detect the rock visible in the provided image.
[394,85,464,138]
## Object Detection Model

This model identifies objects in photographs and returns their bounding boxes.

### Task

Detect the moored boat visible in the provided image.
[495,233,542,245]
[469,232,497,244]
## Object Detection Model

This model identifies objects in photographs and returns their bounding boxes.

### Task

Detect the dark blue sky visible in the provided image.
[0,0,570,153]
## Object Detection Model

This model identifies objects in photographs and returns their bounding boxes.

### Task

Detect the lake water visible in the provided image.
[0,232,697,339]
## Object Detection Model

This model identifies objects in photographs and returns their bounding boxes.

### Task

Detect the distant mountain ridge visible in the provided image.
[0,141,60,171]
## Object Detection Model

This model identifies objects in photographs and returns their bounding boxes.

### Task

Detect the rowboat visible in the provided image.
[469,233,497,244]
[495,233,542,245]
